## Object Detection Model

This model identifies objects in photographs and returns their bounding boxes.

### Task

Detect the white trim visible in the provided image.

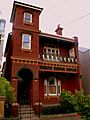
[39,34,75,43]
[24,12,32,23]
[44,77,61,96]
[15,2,43,11]
[22,34,31,49]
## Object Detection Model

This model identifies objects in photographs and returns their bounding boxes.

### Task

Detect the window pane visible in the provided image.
[49,86,56,94]
[0,21,5,31]
[24,35,29,43]
[22,34,31,49]
[49,80,54,85]
[24,13,32,23]
[57,86,60,94]
[48,77,55,85]
[23,43,29,49]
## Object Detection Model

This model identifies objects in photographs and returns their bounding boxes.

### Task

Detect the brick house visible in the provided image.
[79,47,90,95]
[3,1,82,113]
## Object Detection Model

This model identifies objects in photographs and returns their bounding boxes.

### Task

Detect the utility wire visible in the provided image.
[65,12,90,26]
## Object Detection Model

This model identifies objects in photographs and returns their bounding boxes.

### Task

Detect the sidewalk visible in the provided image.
[1,113,83,120]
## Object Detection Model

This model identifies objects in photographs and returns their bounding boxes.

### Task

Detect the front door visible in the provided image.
[17,68,33,104]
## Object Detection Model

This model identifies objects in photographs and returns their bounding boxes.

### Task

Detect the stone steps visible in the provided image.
[18,105,38,119]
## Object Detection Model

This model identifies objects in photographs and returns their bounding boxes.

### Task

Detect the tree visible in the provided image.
[0,77,15,103]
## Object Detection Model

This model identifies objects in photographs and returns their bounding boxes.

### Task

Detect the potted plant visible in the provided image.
[0,77,15,118]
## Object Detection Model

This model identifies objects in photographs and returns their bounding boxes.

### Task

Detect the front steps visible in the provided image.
[18,104,38,119]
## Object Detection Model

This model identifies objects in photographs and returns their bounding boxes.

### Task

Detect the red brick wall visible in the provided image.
[13,6,40,30]
[12,29,39,59]
[11,62,39,79]
[61,74,80,93]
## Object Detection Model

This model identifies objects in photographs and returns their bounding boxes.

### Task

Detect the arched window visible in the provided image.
[44,77,61,96]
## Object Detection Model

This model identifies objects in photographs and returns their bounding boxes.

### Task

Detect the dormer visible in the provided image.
[10,1,43,31]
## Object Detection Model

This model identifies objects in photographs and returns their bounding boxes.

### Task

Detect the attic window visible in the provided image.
[24,12,32,23]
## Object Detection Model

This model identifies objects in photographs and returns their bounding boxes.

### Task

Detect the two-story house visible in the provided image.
[3,1,82,113]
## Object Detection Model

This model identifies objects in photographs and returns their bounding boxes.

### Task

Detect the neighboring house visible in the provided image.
[3,1,82,113]
[79,47,90,94]
[0,19,6,76]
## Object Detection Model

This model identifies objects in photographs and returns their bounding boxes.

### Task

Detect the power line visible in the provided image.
[65,12,90,26]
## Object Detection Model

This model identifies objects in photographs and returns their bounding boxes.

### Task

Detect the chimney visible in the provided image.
[55,24,63,35]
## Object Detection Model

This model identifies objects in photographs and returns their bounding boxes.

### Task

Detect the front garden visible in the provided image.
[0,77,90,120]
[41,90,90,120]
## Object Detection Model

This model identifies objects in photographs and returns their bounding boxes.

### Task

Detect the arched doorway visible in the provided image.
[17,68,33,104]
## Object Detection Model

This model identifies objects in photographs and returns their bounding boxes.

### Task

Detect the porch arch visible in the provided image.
[17,67,33,104]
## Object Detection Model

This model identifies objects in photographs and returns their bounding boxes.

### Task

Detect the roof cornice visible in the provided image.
[39,32,75,43]
[10,1,43,23]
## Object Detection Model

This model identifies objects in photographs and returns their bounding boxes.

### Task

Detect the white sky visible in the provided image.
[0,0,90,51]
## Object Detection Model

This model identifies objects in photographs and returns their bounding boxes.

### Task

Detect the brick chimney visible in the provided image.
[55,24,63,35]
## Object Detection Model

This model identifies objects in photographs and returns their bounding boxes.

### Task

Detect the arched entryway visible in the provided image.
[17,68,33,104]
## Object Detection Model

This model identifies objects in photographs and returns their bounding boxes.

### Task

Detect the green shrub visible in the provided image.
[0,77,15,103]
[60,90,75,113]
[60,90,90,120]
[41,90,90,120]
[41,105,61,115]
[74,90,90,120]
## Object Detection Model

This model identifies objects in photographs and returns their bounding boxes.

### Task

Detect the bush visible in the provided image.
[41,105,61,115]
[0,77,15,103]
[74,90,90,120]
[60,90,75,113]
[60,90,90,120]
[41,90,90,120]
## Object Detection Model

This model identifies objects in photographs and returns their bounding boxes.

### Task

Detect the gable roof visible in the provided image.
[79,47,89,53]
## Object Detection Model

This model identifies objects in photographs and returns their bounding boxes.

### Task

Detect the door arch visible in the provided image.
[17,68,33,104]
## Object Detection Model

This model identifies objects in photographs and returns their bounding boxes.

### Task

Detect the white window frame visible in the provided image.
[22,34,31,49]
[69,48,75,58]
[0,21,5,31]
[48,77,57,96]
[24,12,32,23]
[44,77,61,96]
[43,47,60,61]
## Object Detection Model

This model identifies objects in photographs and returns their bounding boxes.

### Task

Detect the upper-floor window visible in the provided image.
[69,48,75,58]
[24,13,32,23]
[0,21,5,31]
[22,34,31,49]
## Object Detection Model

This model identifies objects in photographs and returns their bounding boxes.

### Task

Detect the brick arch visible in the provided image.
[17,67,33,104]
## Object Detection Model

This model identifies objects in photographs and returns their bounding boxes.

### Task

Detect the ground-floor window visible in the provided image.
[44,77,61,96]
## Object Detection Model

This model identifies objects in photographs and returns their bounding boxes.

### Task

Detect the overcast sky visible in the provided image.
[0,0,90,50]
